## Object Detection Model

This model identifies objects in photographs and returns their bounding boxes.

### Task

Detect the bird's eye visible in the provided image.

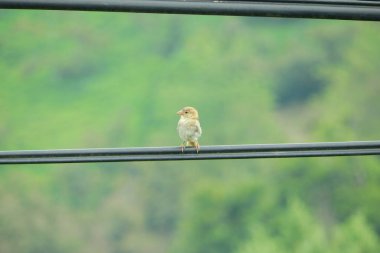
[185,111,188,114]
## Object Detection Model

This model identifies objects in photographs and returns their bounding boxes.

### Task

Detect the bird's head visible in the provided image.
[177,106,199,119]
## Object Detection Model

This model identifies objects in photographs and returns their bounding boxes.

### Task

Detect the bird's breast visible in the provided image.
[177,118,201,141]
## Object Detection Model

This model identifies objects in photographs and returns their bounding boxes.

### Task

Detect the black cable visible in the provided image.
[1,141,379,164]
[0,0,380,21]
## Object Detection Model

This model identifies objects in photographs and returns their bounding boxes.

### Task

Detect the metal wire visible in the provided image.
[1,141,379,164]
[1,0,380,21]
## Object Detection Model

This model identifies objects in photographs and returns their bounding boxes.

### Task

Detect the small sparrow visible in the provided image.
[177,106,202,153]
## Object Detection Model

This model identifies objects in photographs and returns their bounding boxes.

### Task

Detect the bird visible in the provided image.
[177,106,202,153]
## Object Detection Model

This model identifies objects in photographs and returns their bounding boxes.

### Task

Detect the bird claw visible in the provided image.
[180,143,200,154]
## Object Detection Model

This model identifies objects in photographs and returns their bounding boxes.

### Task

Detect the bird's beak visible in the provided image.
[177,110,183,115]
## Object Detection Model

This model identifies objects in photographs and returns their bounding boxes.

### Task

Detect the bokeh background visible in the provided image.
[1,9,380,253]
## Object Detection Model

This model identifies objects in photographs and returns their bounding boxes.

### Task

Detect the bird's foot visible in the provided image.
[195,143,200,153]
[180,144,185,153]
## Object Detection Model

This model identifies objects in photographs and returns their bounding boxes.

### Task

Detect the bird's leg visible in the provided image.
[190,141,200,153]
[180,141,186,153]
[195,142,200,153]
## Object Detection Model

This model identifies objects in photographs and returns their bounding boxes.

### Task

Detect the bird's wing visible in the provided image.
[190,120,202,138]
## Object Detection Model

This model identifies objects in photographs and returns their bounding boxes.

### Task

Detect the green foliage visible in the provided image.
[237,201,380,253]
[332,213,380,253]
[173,181,271,253]
[0,11,379,253]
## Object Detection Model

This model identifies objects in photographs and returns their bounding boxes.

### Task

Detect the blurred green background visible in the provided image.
[1,10,380,253]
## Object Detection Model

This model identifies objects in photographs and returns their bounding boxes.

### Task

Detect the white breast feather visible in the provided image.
[177,118,202,142]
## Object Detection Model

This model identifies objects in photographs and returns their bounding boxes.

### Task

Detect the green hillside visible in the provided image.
[0,10,380,253]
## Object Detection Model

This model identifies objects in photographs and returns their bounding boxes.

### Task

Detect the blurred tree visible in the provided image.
[0,10,379,253]
[236,200,379,253]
